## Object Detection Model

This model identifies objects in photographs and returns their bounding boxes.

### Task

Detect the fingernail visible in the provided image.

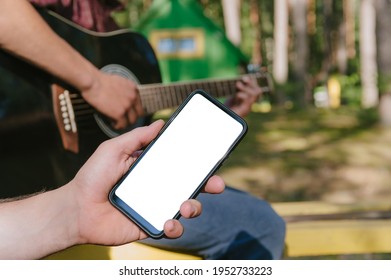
[166,220,175,232]
[192,205,199,216]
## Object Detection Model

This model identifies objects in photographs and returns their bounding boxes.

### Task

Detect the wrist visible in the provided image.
[40,184,81,255]
[77,65,100,95]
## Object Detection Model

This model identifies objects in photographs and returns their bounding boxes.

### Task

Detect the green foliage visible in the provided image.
[113,0,153,28]
[336,73,362,107]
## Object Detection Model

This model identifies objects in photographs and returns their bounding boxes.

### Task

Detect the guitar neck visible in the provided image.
[138,73,268,114]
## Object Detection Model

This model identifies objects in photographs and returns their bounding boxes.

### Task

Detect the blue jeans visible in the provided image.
[141,187,286,259]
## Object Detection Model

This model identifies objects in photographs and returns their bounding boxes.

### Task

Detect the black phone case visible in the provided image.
[109,89,248,238]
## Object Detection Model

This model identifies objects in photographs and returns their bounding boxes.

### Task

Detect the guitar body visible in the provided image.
[0,10,161,198]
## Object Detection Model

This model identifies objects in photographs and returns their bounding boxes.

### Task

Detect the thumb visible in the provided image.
[114,120,165,155]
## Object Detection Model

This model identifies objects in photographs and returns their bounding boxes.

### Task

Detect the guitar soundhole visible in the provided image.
[94,64,147,138]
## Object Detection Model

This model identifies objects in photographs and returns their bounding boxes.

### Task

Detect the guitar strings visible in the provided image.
[67,73,270,126]
[68,93,95,125]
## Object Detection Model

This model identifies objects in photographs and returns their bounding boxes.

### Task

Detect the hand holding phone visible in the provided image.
[109,90,247,238]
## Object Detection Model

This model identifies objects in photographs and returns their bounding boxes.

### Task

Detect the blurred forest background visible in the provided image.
[113,0,391,205]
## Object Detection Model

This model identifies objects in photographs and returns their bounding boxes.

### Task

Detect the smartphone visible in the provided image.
[109,90,248,238]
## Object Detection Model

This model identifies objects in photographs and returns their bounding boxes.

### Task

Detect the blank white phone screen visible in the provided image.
[115,93,245,232]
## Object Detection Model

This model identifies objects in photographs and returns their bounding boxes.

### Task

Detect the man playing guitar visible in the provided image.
[0,0,285,260]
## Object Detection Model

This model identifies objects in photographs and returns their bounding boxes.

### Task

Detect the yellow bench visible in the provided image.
[46,200,391,260]
[273,200,391,257]
[45,242,201,260]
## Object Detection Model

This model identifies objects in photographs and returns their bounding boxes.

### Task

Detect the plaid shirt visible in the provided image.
[29,0,124,32]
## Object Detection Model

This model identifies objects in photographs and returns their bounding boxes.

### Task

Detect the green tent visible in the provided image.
[134,0,249,83]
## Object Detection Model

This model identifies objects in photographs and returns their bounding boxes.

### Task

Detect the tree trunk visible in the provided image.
[250,0,262,66]
[290,0,309,106]
[320,0,333,82]
[345,0,356,59]
[221,0,241,46]
[273,0,289,84]
[337,1,348,74]
[360,0,379,108]
[374,0,391,126]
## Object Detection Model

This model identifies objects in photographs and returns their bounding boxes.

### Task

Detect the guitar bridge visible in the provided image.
[51,84,79,153]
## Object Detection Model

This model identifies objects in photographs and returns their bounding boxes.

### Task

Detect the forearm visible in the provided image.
[0,185,80,259]
[0,0,98,92]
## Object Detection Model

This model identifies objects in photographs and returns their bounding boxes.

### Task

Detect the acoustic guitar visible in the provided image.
[0,10,270,198]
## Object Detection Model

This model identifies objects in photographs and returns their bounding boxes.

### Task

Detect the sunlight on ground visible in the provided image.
[219,108,391,204]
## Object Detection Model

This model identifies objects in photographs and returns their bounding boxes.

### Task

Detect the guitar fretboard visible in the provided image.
[67,72,271,122]
[138,73,269,114]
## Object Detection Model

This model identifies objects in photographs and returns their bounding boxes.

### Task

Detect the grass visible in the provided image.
[218,106,391,204]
